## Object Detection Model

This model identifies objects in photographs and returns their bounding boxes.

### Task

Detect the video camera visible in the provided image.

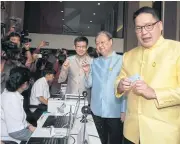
[40,49,51,60]
[1,30,31,65]
[21,30,32,44]
[1,41,27,65]
[55,49,67,65]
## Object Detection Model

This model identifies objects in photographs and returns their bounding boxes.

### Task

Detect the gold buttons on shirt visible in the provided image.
[152,62,156,67]
[109,68,113,71]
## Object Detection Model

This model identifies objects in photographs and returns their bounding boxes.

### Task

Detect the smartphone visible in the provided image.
[128,74,140,82]
[45,41,49,46]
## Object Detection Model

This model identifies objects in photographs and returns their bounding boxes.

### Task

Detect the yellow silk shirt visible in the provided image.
[115,36,180,144]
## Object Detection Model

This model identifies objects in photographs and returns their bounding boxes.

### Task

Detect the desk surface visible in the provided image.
[29,99,101,144]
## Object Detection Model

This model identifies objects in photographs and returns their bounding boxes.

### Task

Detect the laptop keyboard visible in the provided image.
[43,116,70,128]
[27,137,67,144]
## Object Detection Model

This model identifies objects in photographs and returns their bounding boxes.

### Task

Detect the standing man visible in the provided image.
[115,7,180,144]
[83,31,126,144]
[58,36,92,102]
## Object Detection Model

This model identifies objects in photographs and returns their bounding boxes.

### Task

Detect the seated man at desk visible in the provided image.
[58,36,92,103]
[1,67,36,143]
[30,68,56,121]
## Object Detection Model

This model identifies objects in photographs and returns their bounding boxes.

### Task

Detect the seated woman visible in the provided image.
[1,67,36,143]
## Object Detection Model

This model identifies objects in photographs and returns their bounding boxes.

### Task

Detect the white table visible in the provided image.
[29,98,101,144]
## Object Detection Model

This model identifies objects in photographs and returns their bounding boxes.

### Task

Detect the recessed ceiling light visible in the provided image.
[93,13,96,15]
[98,3,100,5]
[61,11,64,12]
[62,19,64,20]
[88,26,90,28]
[90,21,92,23]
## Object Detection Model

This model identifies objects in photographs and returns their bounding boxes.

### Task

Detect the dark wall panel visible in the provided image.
[123,1,139,52]
[23,1,64,34]
[164,1,177,40]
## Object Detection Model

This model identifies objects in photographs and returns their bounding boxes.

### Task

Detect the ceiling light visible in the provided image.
[98,3,100,5]
[62,19,64,20]
[88,26,90,28]
[90,21,92,23]
[93,13,96,15]
[61,11,64,12]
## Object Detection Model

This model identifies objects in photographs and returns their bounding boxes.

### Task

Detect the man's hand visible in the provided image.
[24,42,31,50]
[28,125,36,132]
[82,61,90,76]
[6,26,15,36]
[39,96,48,105]
[133,80,156,99]
[62,59,70,70]
[117,78,133,94]
[38,41,46,48]
[120,112,126,122]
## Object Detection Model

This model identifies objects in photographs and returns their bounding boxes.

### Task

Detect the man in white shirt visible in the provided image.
[30,68,55,122]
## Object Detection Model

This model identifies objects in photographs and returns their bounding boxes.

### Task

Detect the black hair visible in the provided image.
[87,47,99,58]
[133,6,160,23]
[8,32,21,39]
[6,67,30,92]
[95,31,113,42]
[74,36,88,46]
[42,68,56,77]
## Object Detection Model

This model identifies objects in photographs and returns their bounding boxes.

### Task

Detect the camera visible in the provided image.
[55,49,67,65]
[21,30,32,44]
[1,33,27,65]
[40,49,51,60]
[1,41,27,65]
[1,40,19,60]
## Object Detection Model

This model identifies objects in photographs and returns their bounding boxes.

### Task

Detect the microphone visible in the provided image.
[81,106,91,115]
[82,91,88,97]
[80,91,91,123]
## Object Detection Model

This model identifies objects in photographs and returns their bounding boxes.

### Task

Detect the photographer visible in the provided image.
[50,48,68,94]
[87,46,100,58]
[1,32,33,93]
[1,67,36,143]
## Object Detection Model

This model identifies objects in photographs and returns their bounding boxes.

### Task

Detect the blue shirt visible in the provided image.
[85,51,126,118]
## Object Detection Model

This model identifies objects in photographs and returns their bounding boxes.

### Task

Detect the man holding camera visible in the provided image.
[1,32,33,93]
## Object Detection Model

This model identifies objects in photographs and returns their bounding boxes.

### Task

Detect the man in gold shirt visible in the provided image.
[115,6,180,144]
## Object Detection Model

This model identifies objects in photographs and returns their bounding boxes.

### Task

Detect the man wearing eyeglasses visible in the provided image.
[83,31,126,144]
[115,7,180,144]
[58,36,92,103]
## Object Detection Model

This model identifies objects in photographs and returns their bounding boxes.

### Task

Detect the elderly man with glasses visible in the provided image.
[83,31,126,144]
[115,6,180,144]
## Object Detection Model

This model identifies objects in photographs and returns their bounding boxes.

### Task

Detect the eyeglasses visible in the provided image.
[96,39,110,46]
[76,45,87,49]
[135,21,159,33]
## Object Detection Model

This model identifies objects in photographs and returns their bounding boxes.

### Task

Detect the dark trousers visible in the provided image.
[92,112,123,144]
[32,105,47,126]
[124,137,135,144]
